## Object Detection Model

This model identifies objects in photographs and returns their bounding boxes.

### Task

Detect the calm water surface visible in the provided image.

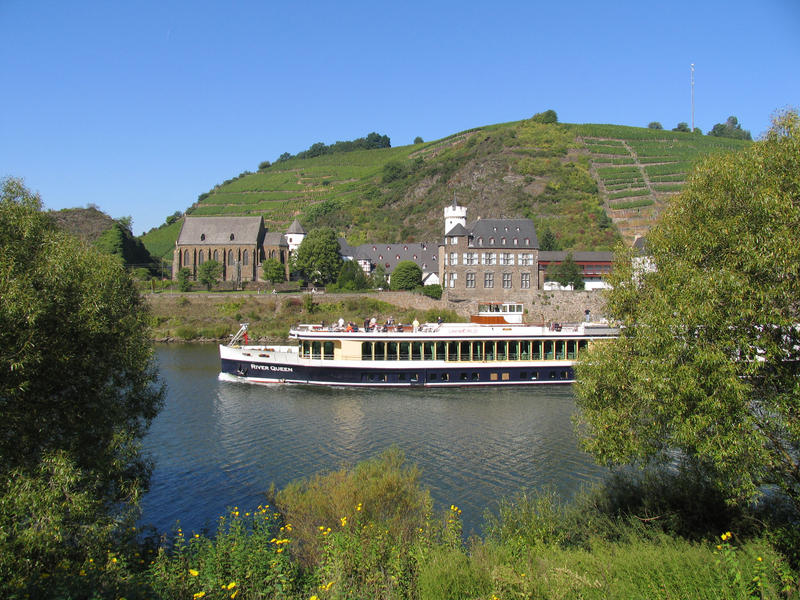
[141,344,607,535]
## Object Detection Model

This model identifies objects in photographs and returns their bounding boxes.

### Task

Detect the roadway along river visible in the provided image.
[140,344,607,536]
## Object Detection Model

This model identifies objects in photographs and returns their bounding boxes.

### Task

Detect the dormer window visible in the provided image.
[200,233,206,241]
[489,237,495,245]
[403,245,408,251]
[524,238,530,245]
[501,237,506,245]
[504,226,508,232]
[514,238,518,246]
[477,237,483,246]
[413,254,417,259]
[396,255,400,260]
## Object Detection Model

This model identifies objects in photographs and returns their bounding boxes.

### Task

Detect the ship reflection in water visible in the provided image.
[141,344,606,536]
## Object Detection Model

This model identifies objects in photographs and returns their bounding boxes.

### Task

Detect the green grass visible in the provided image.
[609,188,650,200]
[611,198,656,209]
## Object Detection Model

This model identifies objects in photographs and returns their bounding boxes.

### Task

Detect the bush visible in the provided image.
[419,283,442,299]
[531,109,558,124]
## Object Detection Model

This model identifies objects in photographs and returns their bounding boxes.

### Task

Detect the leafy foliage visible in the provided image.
[648,121,663,129]
[575,110,800,510]
[390,260,423,290]
[547,252,585,289]
[531,109,558,124]
[197,259,222,290]
[335,259,369,290]
[293,227,342,285]
[261,257,286,283]
[0,178,163,594]
[708,115,753,140]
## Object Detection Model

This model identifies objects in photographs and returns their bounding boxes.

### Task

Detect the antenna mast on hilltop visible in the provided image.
[691,63,695,131]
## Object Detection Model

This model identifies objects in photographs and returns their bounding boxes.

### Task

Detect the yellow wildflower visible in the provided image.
[340,516,347,527]
[231,591,239,599]
[189,569,199,577]
[193,593,206,599]
[757,556,763,562]
[227,581,237,590]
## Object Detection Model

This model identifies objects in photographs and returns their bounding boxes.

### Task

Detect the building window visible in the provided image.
[489,237,495,245]
[449,272,457,288]
[466,272,475,288]
[477,237,483,246]
[198,251,205,265]
[484,272,494,288]
[502,273,512,288]
[243,249,249,266]
[463,252,476,265]
[213,250,219,261]
[228,250,235,266]
[519,253,533,266]
[449,252,457,266]
[500,252,513,265]
[524,238,530,245]
[514,238,518,246]
[521,272,531,289]
[183,249,190,265]
[501,237,506,245]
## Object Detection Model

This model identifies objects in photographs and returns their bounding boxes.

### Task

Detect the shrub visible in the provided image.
[420,283,442,299]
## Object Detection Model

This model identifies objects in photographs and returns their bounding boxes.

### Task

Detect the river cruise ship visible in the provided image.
[219,302,617,388]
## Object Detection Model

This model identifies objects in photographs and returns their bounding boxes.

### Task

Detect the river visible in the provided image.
[140,344,607,536]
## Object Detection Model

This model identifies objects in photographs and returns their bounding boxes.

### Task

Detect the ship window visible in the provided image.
[312,341,322,360]
[412,342,422,360]
[511,341,522,360]
[490,373,498,381]
[578,340,589,355]
[436,341,446,360]
[460,372,469,381]
[561,370,569,380]
[448,341,458,361]
[531,341,542,360]
[544,341,554,360]
[441,373,449,381]
[362,342,372,360]
[387,342,398,361]
[549,371,557,380]
[471,342,482,361]
[502,372,510,381]
[374,341,385,360]
[430,373,437,381]
[398,373,406,381]
[531,371,539,380]
[398,342,409,360]
[471,372,479,381]
[423,342,434,360]
[556,341,566,360]
[496,341,507,360]
[460,341,470,361]
[567,340,577,359]
[323,341,334,360]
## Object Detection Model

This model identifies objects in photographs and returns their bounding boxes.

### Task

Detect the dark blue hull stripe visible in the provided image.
[221,358,574,386]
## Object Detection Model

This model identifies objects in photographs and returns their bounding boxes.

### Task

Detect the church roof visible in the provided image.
[177,216,263,246]
[286,219,306,234]
[263,231,288,247]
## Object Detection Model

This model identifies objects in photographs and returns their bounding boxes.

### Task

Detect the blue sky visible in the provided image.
[2,0,798,235]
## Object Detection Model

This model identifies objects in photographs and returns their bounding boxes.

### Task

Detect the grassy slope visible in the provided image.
[141,120,751,261]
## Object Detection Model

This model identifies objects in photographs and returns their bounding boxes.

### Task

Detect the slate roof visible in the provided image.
[348,241,439,274]
[445,223,469,236]
[467,218,538,249]
[287,219,306,234]
[177,216,263,246]
[263,231,288,247]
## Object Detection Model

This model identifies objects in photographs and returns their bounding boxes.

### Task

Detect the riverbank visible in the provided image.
[145,290,609,342]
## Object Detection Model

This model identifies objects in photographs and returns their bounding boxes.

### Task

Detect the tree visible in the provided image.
[293,227,342,285]
[539,226,560,251]
[336,259,368,290]
[547,252,584,289]
[672,122,691,132]
[414,136,424,144]
[177,266,192,291]
[574,111,800,510]
[390,260,422,290]
[0,178,163,587]
[647,121,663,129]
[262,258,286,283]
[708,115,752,140]
[531,109,558,124]
[370,263,388,289]
[197,259,222,290]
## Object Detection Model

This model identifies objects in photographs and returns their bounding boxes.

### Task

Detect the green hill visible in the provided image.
[51,207,157,270]
[141,118,750,262]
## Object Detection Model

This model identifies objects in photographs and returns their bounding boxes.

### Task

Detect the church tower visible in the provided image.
[443,196,467,234]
